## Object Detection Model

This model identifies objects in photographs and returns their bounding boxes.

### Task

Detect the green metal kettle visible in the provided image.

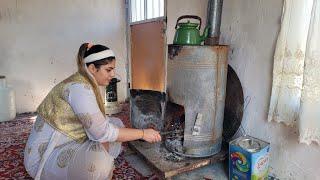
[173,15,209,45]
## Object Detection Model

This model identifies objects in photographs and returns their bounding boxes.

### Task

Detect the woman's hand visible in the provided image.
[141,129,162,143]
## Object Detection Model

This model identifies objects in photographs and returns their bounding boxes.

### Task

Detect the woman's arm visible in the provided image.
[65,83,161,143]
[65,83,118,142]
[117,128,161,143]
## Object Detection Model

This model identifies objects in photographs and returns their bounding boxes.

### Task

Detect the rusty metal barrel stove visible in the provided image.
[166,45,228,157]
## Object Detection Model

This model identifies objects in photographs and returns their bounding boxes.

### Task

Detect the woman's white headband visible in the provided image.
[84,49,115,63]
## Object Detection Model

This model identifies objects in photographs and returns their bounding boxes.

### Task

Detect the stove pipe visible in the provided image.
[204,0,224,45]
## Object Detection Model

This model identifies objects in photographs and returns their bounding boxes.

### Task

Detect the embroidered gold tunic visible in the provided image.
[37,72,90,143]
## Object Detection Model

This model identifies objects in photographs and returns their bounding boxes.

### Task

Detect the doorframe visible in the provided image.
[125,0,168,100]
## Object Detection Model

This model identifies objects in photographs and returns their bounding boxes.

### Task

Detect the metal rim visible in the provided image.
[164,140,218,158]
[222,65,244,142]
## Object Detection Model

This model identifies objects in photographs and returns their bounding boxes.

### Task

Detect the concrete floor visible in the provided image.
[172,163,228,180]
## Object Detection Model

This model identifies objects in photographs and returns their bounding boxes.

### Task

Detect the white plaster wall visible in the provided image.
[220,0,320,179]
[0,0,127,113]
[166,0,208,44]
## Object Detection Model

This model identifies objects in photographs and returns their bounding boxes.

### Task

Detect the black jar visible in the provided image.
[106,78,120,102]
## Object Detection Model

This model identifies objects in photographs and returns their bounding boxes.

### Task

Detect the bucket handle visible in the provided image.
[175,15,201,30]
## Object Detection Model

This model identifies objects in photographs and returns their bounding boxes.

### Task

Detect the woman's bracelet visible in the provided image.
[141,129,144,139]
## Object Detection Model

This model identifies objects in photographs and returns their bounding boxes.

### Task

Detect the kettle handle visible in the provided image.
[175,15,201,30]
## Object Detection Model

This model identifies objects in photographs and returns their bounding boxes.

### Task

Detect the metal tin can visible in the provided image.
[229,135,270,180]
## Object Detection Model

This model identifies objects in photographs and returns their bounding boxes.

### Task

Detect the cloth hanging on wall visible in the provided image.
[268,0,320,145]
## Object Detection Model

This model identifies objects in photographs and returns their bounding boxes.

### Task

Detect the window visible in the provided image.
[129,0,165,23]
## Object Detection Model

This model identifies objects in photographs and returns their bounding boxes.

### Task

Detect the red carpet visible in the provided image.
[0,104,156,180]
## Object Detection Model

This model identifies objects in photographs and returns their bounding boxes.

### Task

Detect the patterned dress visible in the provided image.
[24,83,123,180]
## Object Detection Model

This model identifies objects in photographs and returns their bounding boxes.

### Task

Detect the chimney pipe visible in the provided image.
[204,0,223,45]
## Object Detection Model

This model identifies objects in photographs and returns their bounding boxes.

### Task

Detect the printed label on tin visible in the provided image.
[231,152,250,173]
[252,153,269,179]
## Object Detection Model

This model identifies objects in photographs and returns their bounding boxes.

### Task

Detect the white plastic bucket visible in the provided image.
[0,76,16,122]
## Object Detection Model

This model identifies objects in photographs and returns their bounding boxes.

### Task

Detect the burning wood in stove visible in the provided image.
[163,101,185,133]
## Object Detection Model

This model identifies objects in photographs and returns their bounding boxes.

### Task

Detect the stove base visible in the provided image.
[128,140,227,179]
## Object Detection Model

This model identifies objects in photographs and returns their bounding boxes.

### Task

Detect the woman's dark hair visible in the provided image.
[84,44,115,69]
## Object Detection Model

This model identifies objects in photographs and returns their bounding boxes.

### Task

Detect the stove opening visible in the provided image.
[130,89,166,131]
[163,101,185,140]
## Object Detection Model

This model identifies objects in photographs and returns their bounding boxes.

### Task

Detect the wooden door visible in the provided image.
[130,20,166,92]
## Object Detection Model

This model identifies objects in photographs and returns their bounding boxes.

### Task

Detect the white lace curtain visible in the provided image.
[268,0,320,145]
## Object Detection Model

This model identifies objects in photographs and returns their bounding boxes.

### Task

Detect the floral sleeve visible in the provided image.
[63,83,119,142]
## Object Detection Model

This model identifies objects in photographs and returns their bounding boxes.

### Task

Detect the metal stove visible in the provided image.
[127,0,241,178]
[129,45,228,179]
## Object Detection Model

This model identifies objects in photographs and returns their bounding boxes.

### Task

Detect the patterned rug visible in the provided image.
[0,104,156,180]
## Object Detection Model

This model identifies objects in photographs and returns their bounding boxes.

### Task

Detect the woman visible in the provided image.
[24,43,161,180]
